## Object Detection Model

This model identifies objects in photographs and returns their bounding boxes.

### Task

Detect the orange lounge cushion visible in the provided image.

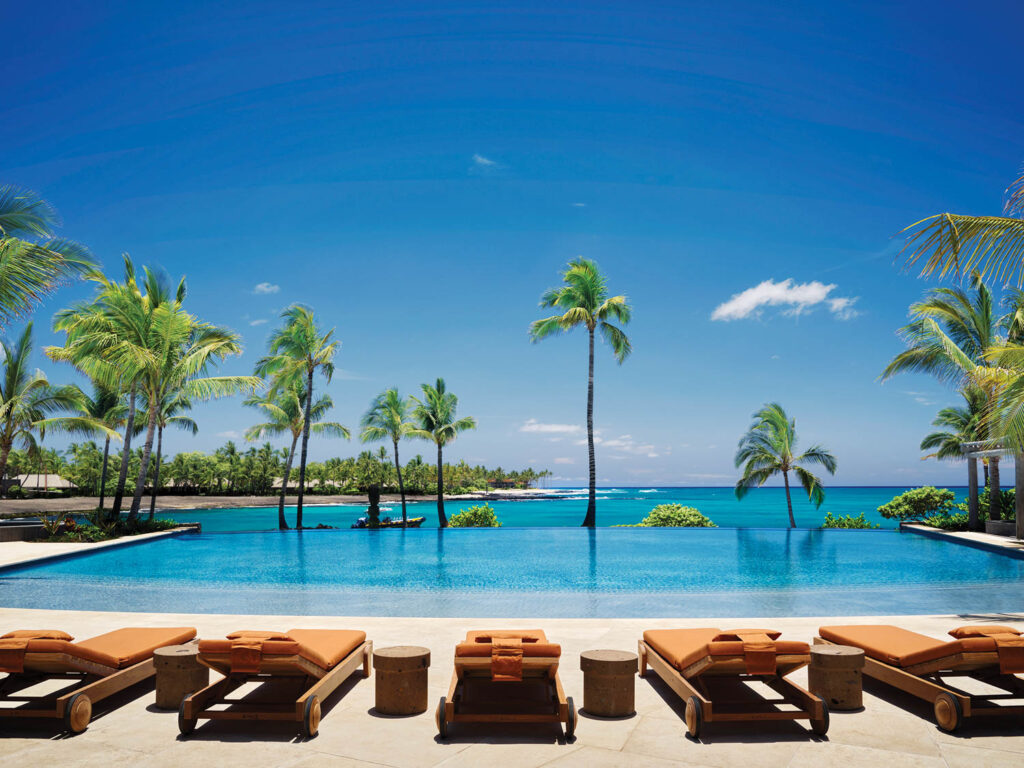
[948,625,1024,673]
[199,629,366,670]
[456,629,561,659]
[643,628,808,673]
[948,625,1021,639]
[0,627,196,671]
[2,630,74,641]
[817,625,999,668]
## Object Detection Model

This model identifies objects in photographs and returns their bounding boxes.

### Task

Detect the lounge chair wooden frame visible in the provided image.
[179,640,372,738]
[815,636,1024,732]
[0,652,158,733]
[638,639,828,738]
[435,654,576,738]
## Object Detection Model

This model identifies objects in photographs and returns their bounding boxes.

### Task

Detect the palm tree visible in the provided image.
[901,169,1024,286]
[0,324,116,493]
[245,381,350,529]
[920,388,986,462]
[410,378,476,527]
[734,403,837,528]
[0,184,95,328]
[141,393,198,519]
[361,388,416,527]
[79,384,126,512]
[881,276,1009,520]
[255,305,338,529]
[529,258,631,527]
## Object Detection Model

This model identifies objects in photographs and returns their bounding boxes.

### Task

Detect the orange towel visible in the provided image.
[230,639,266,673]
[491,637,524,681]
[950,626,1024,674]
[714,630,778,674]
[0,638,29,673]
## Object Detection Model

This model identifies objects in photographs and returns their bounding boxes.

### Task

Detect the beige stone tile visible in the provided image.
[540,745,702,767]
[789,742,947,768]
[939,742,1024,768]
[433,741,580,768]
[0,738,148,765]
[572,712,642,751]
[822,708,941,757]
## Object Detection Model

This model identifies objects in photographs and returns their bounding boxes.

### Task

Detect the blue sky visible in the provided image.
[4,1,1024,486]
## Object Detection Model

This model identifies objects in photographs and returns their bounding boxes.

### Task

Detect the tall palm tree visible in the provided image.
[529,258,631,527]
[141,392,198,519]
[901,169,1024,286]
[881,276,1009,519]
[79,384,126,512]
[734,403,837,528]
[255,306,338,529]
[361,388,416,527]
[0,184,95,328]
[410,378,476,527]
[0,324,116,493]
[920,388,986,462]
[245,381,350,530]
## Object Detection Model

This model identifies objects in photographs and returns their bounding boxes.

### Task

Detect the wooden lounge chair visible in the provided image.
[0,626,197,733]
[435,629,576,738]
[180,629,371,737]
[639,628,828,738]
[817,624,1024,732]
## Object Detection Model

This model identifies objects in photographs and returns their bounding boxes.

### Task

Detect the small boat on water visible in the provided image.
[351,516,426,529]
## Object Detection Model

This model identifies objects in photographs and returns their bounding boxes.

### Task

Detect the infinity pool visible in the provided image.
[2,528,1022,617]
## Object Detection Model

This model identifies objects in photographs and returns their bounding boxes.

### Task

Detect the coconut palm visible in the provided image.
[734,403,837,528]
[245,381,350,530]
[0,184,96,328]
[920,388,986,462]
[901,169,1024,286]
[410,378,476,527]
[361,388,416,526]
[255,306,337,529]
[881,276,1009,519]
[0,324,116,493]
[529,258,632,527]
[139,392,198,518]
[79,384,126,511]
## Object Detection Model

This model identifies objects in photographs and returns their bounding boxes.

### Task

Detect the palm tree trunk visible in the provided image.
[111,383,137,520]
[989,456,1002,521]
[436,442,447,528]
[783,470,796,528]
[0,441,12,498]
[393,439,407,527]
[296,367,314,529]
[278,434,297,530]
[582,326,597,527]
[148,426,162,520]
[129,399,158,519]
[98,436,110,511]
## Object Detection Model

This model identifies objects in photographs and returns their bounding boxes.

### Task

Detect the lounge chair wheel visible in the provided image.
[684,696,702,739]
[177,699,197,736]
[436,696,448,739]
[811,701,829,735]
[64,693,92,734]
[301,695,321,738]
[934,692,962,732]
[565,696,576,739]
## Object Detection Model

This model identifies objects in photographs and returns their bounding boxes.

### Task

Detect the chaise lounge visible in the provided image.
[639,627,829,738]
[817,624,1024,731]
[179,629,371,737]
[0,626,197,733]
[436,629,576,738]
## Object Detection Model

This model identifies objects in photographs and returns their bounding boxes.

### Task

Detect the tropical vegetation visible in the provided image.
[361,388,416,527]
[821,512,879,529]
[877,487,955,521]
[624,504,716,528]
[530,258,631,528]
[734,403,837,528]
[448,503,502,528]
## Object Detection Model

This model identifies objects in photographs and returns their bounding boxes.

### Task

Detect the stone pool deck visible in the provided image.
[0,528,194,569]
[1,608,1023,767]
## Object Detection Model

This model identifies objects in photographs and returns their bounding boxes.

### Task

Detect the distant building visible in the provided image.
[14,474,78,491]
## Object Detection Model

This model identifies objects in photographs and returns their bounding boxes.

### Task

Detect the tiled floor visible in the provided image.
[1,608,1023,766]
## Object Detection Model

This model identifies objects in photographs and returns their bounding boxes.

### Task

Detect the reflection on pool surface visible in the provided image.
[3,528,1022,617]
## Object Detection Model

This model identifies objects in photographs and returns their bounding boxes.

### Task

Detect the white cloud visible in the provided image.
[571,202,587,208]
[472,153,497,167]
[216,430,241,439]
[253,282,280,295]
[553,457,575,465]
[904,391,936,406]
[711,279,859,322]
[249,319,268,326]
[587,433,659,458]
[520,418,582,435]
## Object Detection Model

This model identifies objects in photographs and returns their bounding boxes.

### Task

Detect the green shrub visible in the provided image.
[878,487,954,521]
[625,504,717,528]
[923,512,971,532]
[821,512,879,529]
[449,504,502,528]
[6,484,23,499]
[955,487,1016,521]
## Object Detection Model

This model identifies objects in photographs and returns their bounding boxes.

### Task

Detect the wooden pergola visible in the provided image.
[959,441,1024,540]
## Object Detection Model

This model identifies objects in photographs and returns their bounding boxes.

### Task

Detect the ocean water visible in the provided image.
[2,527,1020,617]
[152,486,968,532]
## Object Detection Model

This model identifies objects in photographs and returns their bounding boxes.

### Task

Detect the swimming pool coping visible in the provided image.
[0,525,200,572]
[900,522,1024,559]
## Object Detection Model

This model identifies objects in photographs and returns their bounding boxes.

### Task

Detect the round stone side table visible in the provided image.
[580,649,638,717]
[153,644,208,710]
[808,644,865,711]
[374,645,431,715]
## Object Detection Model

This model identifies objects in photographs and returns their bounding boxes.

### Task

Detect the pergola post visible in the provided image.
[1016,454,1024,541]
[967,457,980,532]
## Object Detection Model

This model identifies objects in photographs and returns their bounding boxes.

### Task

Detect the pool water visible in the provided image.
[3,527,1021,617]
